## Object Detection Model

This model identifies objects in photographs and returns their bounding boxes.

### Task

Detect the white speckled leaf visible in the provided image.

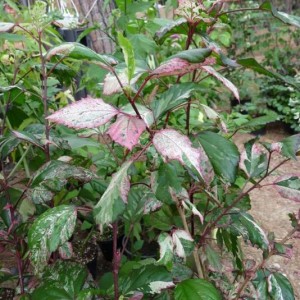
[240,140,268,178]
[107,114,146,150]
[157,229,194,269]
[267,272,294,300]
[274,174,300,202]
[93,161,132,225]
[47,97,119,129]
[58,242,73,260]
[151,57,215,78]
[153,129,210,183]
[27,160,94,204]
[201,66,240,100]
[172,229,194,260]
[157,233,174,269]
[28,205,77,272]
[149,281,175,294]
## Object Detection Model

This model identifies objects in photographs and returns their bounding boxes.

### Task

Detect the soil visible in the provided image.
[233,129,300,299]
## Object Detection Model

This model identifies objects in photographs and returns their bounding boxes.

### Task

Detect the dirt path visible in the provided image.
[234,131,300,298]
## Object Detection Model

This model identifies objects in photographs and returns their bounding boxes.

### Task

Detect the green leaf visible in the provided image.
[0,33,24,42]
[230,211,269,250]
[154,18,188,44]
[123,187,162,223]
[195,132,240,183]
[241,114,279,130]
[205,244,222,272]
[268,272,295,300]
[260,1,300,27]
[274,175,300,202]
[151,83,203,119]
[169,48,212,64]
[0,135,20,159]
[174,279,222,300]
[12,130,44,149]
[31,261,88,300]
[27,160,94,204]
[252,270,295,300]
[252,270,269,300]
[45,42,117,67]
[117,32,135,82]
[93,161,132,225]
[280,134,300,160]
[28,205,77,272]
[151,163,184,204]
[119,263,174,296]
[240,139,268,178]
[128,34,157,59]
[237,58,300,89]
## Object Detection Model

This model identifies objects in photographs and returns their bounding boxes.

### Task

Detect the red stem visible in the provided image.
[112,222,120,300]
[16,249,24,294]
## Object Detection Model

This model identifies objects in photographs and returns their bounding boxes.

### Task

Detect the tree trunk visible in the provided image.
[73,0,116,54]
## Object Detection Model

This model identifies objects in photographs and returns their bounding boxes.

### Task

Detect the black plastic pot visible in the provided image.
[97,234,124,262]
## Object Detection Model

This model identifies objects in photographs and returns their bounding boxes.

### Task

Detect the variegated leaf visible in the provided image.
[153,129,213,184]
[172,229,194,259]
[230,210,269,250]
[58,242,73,259]
[240,140,268,178]
[103,68,146,95]
[27,160,94,204]
[0,22,15,32]
[107,114,146,150]
[47,97,119,129]
[157,229,194,269]
[169,188,203,224]
[28,205,77,272]
[201,66,240,100]
[274,174,300,202]
[93,161,132,225]
[121,103,154,127]
[157,233,174,269]
[150,57,215,78]
[267,273,294,300]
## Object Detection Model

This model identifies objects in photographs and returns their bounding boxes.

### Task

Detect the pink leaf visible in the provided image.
[274,174,300,202]
[47,97,119,129]
[151,57,216,78]
[128,292,144,300]
[201,66,240,101]
[153,129,213,184]
[107,114,146,150]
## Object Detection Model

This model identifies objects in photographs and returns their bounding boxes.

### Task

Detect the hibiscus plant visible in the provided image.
[0,1,300,299]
